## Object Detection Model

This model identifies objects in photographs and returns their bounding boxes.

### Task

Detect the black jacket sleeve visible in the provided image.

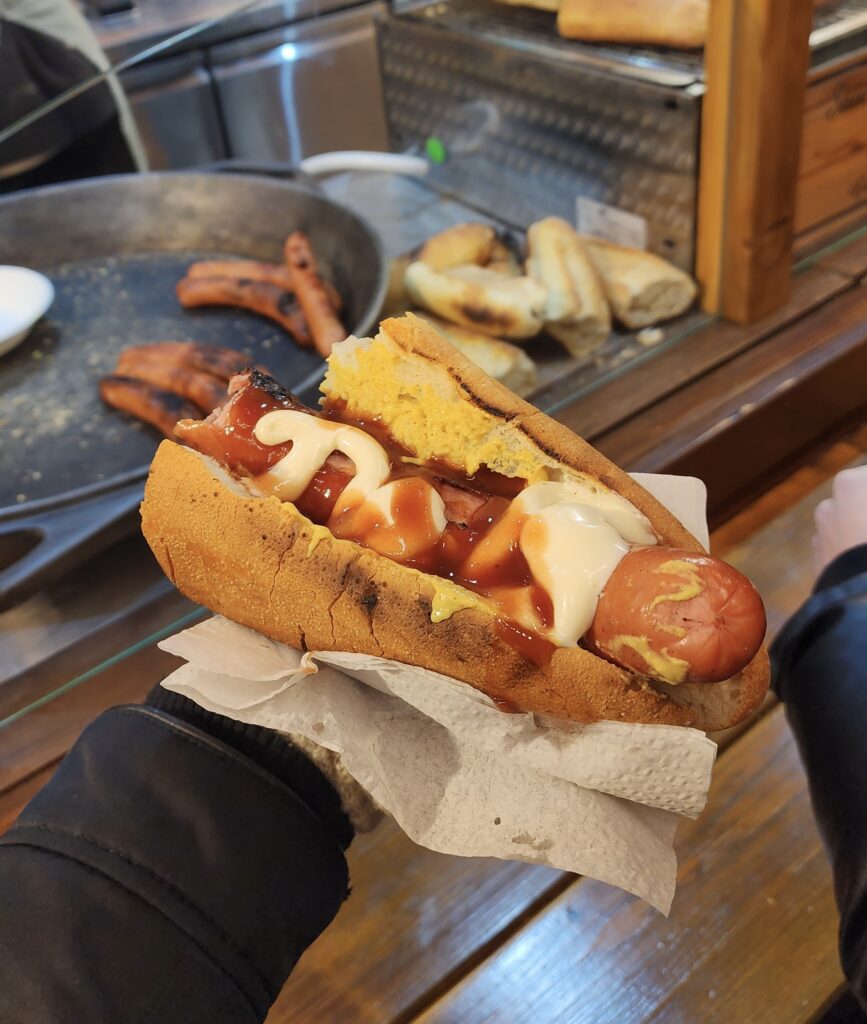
[0,701,352,1024]
[771,543,867,1010]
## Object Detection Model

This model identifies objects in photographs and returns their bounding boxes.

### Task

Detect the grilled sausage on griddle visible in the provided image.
[99,376,202,438]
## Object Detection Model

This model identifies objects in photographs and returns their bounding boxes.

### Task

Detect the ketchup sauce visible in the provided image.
[183,374,556,666]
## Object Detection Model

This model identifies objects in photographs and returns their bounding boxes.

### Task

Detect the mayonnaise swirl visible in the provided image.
[255,410,391,504]
[252,411,658,645]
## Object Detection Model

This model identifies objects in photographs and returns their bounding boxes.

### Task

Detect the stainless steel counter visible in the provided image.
[0,170,709,717]
[84,0,368,63]
[0,173,499,709]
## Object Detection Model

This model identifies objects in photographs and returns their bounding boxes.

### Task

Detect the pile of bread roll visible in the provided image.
[385,217,697,395]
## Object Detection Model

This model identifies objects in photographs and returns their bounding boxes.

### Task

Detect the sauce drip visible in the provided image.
[183,375,564,667]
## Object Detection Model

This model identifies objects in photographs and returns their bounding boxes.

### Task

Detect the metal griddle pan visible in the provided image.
[0,171,386,610]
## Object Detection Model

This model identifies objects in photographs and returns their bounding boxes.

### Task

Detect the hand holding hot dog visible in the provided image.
[141,314,769,731]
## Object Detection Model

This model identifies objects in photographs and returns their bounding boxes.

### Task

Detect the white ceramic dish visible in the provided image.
[0,266,54,357]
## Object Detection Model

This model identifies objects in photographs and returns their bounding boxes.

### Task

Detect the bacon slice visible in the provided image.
[176,277,312,347]
[175,369,309,475]
[176,370,495,526]
[100,376,201,438]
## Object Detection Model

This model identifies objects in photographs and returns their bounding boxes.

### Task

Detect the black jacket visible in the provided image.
[0,692,352,1024]
[772,543,867,1010]
[1,545,866,1022]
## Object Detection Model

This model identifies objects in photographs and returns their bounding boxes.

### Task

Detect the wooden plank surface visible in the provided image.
[415,707,843,1024]
[714,423,867,636]
[797,59,867,235]
[796,147,867,236]
[0,641,185,793]
[0,764,56,833]
[697,0,813,322]
[594,282,867,523]
[555,265,850,443]
[814,224,867,278]
[800,62,867,180]
[266,825,564,1024]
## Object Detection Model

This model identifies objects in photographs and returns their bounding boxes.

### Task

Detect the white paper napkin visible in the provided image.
[158,473,716,914]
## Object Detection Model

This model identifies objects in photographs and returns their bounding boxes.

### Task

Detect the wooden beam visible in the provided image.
[697,0,814,323]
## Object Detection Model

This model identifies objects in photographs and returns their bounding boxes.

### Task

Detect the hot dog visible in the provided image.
[142,313,769,730]
[586,547,766,683]
[176,276,312,347]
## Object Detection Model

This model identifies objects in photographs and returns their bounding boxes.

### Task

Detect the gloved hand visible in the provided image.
[146,684,382,838]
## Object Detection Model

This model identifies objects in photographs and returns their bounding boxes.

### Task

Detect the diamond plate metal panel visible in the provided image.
[379,11,701,270]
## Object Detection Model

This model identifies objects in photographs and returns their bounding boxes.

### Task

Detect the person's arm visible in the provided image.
[771,542,867,1008]
[0,688,367,1024]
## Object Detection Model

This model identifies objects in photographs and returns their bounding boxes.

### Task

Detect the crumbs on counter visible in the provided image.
[637,327,664,347]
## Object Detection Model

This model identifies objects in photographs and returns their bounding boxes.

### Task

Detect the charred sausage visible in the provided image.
[99,376,201,438]
[117,342,251,382]
[176,276,312,347]
[186,259,343,312]
[283,232,346,357]
[113,356,228,413]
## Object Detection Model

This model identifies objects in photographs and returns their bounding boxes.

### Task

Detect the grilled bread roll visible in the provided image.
[415,312,538,394]
[415,222,497,271]
[527,217,611,358]
[557,0,708,49]
[487,236,524,277]
[579,236,698,329]
[142,313,768,731]
[404,261,547,339]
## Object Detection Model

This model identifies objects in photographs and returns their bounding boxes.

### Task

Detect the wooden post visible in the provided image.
[696,0,814,323]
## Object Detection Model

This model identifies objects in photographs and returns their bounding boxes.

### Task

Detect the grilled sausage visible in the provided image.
[99,376,201,438]
[176,276,312,347]
[113,357,227,413]
[585,547,766,684]
[283,232,346,357]
[117,342,251,382]
[186,260,343,312]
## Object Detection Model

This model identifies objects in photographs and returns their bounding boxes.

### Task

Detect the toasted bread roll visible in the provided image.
[142,313,769,731]
[557,0,708,49]
[382,256,412,317]
[526,217,611,358]
[415,312,538,395]
[416,222,497,270]
[404,262,547,339]
[579,236,698,329]
[487,236,524,278]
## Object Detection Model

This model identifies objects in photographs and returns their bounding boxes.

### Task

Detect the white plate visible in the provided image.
[0,266,54,357]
